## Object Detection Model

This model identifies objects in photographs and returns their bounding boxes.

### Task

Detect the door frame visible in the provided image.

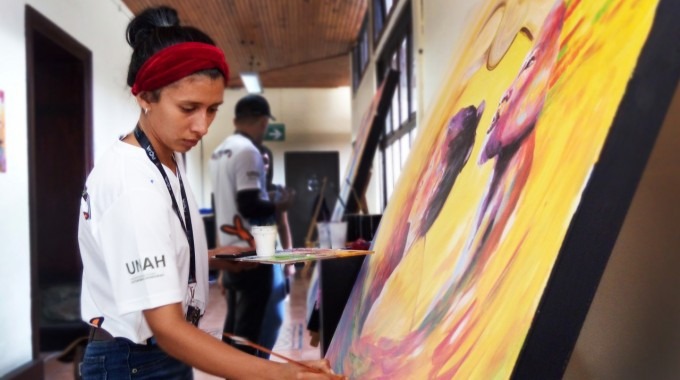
[25,5,93,359]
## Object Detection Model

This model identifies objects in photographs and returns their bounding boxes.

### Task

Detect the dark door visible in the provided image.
[26,6,92,354]
[284,151,340,248]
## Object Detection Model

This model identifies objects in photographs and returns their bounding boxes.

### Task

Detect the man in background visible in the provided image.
[210,94,293,357]
[259,143,298,351]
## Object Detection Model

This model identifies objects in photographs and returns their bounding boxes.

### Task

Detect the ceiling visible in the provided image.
[121,0,367,89]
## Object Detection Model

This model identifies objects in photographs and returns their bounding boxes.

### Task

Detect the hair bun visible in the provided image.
[126,6,180,47]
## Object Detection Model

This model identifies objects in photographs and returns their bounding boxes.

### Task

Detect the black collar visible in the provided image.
[235,130,261,148]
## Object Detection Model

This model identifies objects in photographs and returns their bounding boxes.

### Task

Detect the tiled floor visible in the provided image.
[44,270,322,379]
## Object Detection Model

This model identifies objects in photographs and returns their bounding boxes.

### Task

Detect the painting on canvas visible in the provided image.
[326,0,679,378]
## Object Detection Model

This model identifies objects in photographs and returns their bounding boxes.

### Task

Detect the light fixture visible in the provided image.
[240,71,263,94]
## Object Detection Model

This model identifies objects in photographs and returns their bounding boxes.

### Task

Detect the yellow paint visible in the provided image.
[329,0,661,378]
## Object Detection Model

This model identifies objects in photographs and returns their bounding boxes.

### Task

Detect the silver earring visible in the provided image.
[143,108,148,115]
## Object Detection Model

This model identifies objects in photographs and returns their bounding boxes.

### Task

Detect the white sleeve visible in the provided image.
[233,148,264,192]
[97,188,184,314]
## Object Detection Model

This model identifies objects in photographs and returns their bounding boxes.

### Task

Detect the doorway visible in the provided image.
[284,151,340,248]
[26,6,93,355]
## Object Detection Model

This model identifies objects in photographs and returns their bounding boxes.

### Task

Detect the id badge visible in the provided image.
[185,284,204,326]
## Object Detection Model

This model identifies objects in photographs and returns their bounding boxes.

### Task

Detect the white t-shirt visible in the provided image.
[78,140,209,343]
[210,133,268,247]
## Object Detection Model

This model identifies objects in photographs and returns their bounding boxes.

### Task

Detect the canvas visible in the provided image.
[331,70,399,221]
[326,0,679,378]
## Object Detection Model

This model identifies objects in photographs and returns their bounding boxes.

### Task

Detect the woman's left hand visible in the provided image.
[208,246,258,272]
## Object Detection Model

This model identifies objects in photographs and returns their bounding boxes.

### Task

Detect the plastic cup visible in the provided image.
[316,222,332,249]
[328,221,348,249]
[251,225,277,256]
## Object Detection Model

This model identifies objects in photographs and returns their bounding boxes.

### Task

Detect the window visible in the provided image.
[377,5,416,209]
[352,15,370,91]
[372,0,398,44]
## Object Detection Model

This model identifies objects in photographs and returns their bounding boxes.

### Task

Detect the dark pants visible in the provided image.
[80,338,192,379]
[221,264,276,358]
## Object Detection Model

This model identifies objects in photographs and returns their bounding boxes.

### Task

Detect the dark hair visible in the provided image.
[125,6,222,91]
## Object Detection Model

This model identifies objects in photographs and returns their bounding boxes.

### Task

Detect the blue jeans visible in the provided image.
[258,264,287,353]
[80,338,192,379]
[222,264,286,359]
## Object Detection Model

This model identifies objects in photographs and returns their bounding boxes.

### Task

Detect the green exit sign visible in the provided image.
[265,123,285,141]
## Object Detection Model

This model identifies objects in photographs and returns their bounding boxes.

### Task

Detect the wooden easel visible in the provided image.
[304,176,327,248]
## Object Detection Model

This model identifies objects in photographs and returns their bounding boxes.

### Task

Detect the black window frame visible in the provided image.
[351,15,370,93]
[375,4,416,209]
[372,0,399,48]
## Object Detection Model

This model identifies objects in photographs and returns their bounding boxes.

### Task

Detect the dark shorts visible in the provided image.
[80,338,192,380]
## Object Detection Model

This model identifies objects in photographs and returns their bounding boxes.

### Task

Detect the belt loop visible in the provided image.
[88,317,105,343]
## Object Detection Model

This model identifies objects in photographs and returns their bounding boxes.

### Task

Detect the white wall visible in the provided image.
[0,2,32,374]
[417,0,482,119]
[0,0,137,376]
[193,87,352,209]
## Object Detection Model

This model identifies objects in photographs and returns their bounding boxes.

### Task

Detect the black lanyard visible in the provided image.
[134,125,196,284]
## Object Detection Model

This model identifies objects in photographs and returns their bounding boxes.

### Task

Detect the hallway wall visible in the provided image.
[0,0,137,376]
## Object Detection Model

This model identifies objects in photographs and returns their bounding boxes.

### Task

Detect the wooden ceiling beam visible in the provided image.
[122,0,367,88]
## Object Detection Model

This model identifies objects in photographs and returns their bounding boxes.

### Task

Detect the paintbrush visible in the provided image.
[223,332,324,374]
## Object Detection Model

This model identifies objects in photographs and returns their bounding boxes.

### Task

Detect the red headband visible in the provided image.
[131,42,229,95]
